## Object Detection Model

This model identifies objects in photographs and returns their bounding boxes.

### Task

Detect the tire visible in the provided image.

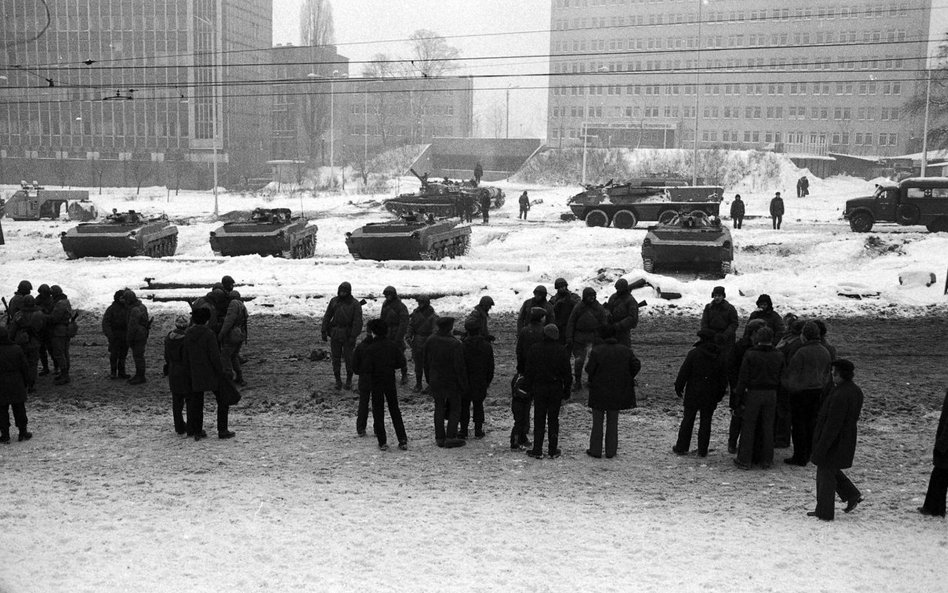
[642,258,654,273]
[585,209,610,227]
[658,209,678,224]
[896,203,921,226]
[849,212,874,233]
[926,217,948,233]
[612,209,638,229]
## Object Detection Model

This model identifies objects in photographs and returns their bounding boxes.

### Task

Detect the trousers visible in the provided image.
[815,465,861,520]
[789,388,823,463]
[372,386,407,446]
[510,396,531,446]
[0,403,28,434]
[737,389,776,467]
[531,386,563,455]
[922,467,948,516]
[432,388,461,442]
[676,405,716,456]
[589,408,619,457]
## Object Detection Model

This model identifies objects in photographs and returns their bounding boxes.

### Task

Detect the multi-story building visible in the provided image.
[0,0,272,189]
[548,0,933,157]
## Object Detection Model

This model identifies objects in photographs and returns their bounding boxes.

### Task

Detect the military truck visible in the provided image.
[5,182,90,221]
[209,208,318,258]
[345,214,472,261]
[383,169,505,218]
[568,180,722,228]
[641,211,734,276]
[60,211,178,259]
[844,177,948,232]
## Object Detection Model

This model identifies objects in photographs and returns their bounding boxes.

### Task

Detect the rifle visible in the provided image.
[1,296,8,324]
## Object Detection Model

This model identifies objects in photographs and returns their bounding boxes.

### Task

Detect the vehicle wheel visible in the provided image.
[658,209,678,224]
[926,217,948,233]
[585,209,610,227]
[896,203,921,226]
[642,258,654,273]
[612,209,638,229]
[65,250,78,260]
[721,261,732,276]
[849,212,873,232]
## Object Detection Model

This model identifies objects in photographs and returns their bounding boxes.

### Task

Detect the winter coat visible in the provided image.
[381,297,409,345]
[183,324,223,393]
[811,380,863,469]
[933,390,948,470]
[462,334,495,396]
[523,338,572,395]
[465,306,491,339]
[101,301,128,342]
[700,300,738,342]
[748,309,785,343]
[586,339,641,410]
[566,300,607,345]
[0,334,29,405]
[423,333,469,393]
[519,193,530,209]
[605,290,639,334]
[735,344,785,398]
[219,298,248,345]
[47,296,73,338]
[321,295,363,344]
[7,292,28,323]
[8,306,44,351]
[770,197,785,217]
[730,199,745,218]
[352,336,375,392]
[675,340,727,409]
[516,297,554,331]
[729,336,755,408]
[362,337,407,392]
[407,305,437,351]
[191,294,222,334]
[783,341,832,393]
[126,299,149,344]
[516,323,546,373]
[550,291,580,336]
[163,329,190,395]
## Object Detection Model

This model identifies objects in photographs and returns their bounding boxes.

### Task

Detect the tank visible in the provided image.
[60,211,178,259]
[209,208,318,258]
[5,182,90,221]
[383,168,505,218]
[641,211,734,276]
[345,215,472,261]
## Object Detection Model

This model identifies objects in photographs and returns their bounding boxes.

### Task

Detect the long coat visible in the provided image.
[748,308,785,342]
[605,291,639,335]
[0,334,29,405]
[423,333,469,393]
[219,298,248,345]
[407,305,437,351]
[770,196,785,217]
[933,390,948,470]
[586,338,641,410]
[462,334,495,397]
[729,199,745,218]
[163,329,190,395]
[101,301,127,341]
[783,341,831,392]
[811,380,864,469]
[381,297,409,345]
[321,295,363,344]
[183,324,223,393]
[674,340,727,409]
[126,299,149,343]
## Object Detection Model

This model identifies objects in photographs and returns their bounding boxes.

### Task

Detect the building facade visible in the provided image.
[0,0,272,189]
[548,0,932,157]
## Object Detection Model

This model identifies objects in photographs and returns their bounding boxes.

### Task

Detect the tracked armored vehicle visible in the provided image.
[345,215,472,261]
[60,211,178,259]
[641,211,733,276]
[209,208,318,258]
[383,169,505,218]
[568,179,722,228]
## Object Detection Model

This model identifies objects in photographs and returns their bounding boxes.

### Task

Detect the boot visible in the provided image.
[344,373,353,391]
[128,372,146,385]
[334,373,343,390]
[475,422,486,439]
[109,362,117,380]
[54,373,70,385]
[117,363,130,380]
[457,427,469,440]
[0,429,9,444]
[18,430,33,442]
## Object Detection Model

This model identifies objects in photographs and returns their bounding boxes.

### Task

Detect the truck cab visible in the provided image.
[844,177,948,233]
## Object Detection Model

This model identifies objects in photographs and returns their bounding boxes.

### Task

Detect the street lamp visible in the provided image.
[692,0,708,186]
[193,12,219,216]
[310,70,346,189]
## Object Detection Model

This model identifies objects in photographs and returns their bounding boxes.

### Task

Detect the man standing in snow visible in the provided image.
[361,319,409,451]
[700,286,738,346]
[565,287,607,391]
[124,289,150,385]
[460,318,494,440]
[219,290,248,386]
[770,192,785,230]
[321,282,363,390]
[729,194,745,229]
[605,278,639,348]
[783,322,832,467]
[518,191,530,220]
[423,316,467,448]
[47,285,72,386]
[183,307,231,440]
[549,278,580,346]
[465,296,494,341]
[102,290,129,379]
[406,296,437,392]
[523,324,572,459]
[733,327,784,469]
[516,285,554,331]
[480,192,492,224]
[380,286,409,385]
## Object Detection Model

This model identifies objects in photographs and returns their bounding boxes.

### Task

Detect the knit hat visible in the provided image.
[802,321,820,341]
[543,324,559,340]
[711,286,725,297]
[174,315,189,329]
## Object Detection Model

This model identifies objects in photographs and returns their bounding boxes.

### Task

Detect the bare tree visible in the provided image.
[483,103,505,138]
[406,30,459,77]
[362,54,395,150]
[128,159,156,196]
[299,0,335,46]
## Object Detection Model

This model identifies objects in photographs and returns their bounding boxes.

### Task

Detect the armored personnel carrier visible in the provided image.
[568,179,722,228]
[209,208,318,258]
[5,181,90,221]
[641,211,733,276]
[383,169,505,218]
[60,211,178,259]
[345,214,472,261]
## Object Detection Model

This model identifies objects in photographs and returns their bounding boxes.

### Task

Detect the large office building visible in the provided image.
[548,0,933,157]
[0,0,272,188]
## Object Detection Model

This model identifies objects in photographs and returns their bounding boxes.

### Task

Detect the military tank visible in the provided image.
[345,214,472,261]
[641,211,733,276]
[383,168,505,218]
[60,211,178,259]
[209,208,318,258]
[568,179,723,228]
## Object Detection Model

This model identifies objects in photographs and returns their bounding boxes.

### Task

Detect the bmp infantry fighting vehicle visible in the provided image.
[345,214,472,261]
[60,210,178,259]
[209,208,318,258]
[383,169,505,218]
[5,181,91,221]
[568,179,722,228]
[641,211,734,276]
[843,177,948,233]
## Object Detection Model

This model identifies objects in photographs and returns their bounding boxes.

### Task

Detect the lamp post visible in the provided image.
[922,67,932,176]
[194,12,219,216]
[692,0,707,186]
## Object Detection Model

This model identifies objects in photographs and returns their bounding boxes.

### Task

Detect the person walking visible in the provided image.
[0,331,32,443]
[380,286,410,385]
[423,317,468,448]
[321,281,363,390]
[163,315,191,435]
[585,325,641,459]
[406,296,437,392]
[770,192,785,230]
[183,307,231,440]
[101,290,129,380]
[808,359,864,521]
[124,289,150,385]
[460,318,494,440]
[47,285,72,385]
[565,287,607,391]
[918,388,948,517]
[523,324,572,459]
[516,285,554,331]
[673,328,727,457]
[730,194,745,229]
[733,327,785,470]
[605,278,639,348]
[219,290,248,386]
[518,191,530,220]
[361,319,409,451]
[783,321,832,467]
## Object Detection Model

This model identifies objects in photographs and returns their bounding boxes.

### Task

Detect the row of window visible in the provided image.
[553,3,911,26]
[347,104,457,116]
[550,81,905,97]
[551,104,902,123]
[553,55,911,75]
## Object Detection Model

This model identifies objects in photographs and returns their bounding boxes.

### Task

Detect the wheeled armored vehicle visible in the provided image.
[5,181,90,221]
[641,211,733,276]
[209,208,318,258]
[569,179,722,228]
[383,169,505,218]
[345,215,472,261]
[60,211,178,259]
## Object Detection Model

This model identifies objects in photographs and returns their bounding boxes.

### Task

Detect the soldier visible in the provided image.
[47,285,73,385]
[0,330,31,443]
[549,278,580,345]
[480,191,491,224]
[516,285,554,332]
[221,275,235,293]
[192,286,227,334]
[7,295,44,392]
[219,290,248,386]
[321,281,363,390]
[361,319,409,451]
[460,317,494,440]
[605,278,639,348]
[423,316,467,448]
[474,162,483,186]
[34,284,54,376]
[163,315,191,435]
[465,296,494,341]
[101,290,129,380]
[512,307,546,449]
[124,289,150,385]
[406,296,438,392]
[565,287,607,391]
[518,191,530,220]
[380,286,409,385]
[6,280,32,326]
[523,324,572,459]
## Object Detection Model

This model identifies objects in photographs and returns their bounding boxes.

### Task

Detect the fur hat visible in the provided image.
[174,315,190,329]
[711,286,726,297]
[543,324,559,340]
[756,294,773,308]
[436,316,455,329]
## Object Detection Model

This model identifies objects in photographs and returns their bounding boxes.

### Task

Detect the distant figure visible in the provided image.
[770,192,785,230]
[321,282,364,391]
[480,191,492,224]
[474,162,483,186]
[519,191,530,220]
[730,194,745,229]
[101,290,129,380]
[796,176,809,198]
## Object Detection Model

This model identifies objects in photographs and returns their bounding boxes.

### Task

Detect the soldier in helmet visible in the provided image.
[380,286,409,385]
[516,285,554,332]
[6,280,32,326]
[46,285,73,385]
[124,289,150,385]
[7,295,44,392]
[219,289,248,386]
[605,278,639,348]
[465,295,494,341]
[565,287,607,391]
[406,296,438,392]
[34,284,54,376]
[101,289,130,379]
[321,282,364,390]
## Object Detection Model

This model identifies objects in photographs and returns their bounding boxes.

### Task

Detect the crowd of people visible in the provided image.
[2,275,947,521]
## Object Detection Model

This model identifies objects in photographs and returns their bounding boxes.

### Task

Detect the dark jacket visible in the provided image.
[811,380,863,469]
[933,390,948,470]
[423,332,469,393]
[770,196,785,217]
[550,291,580,336]
[126,298,149,343]
[7,292,28,323]
[352,335,375,392]
[8,306,44,351]
[729,335,755,408]
[515,323,546,373]
[748,308,785,343]
[465,305,490,339]
[220,298,248,345]
[783,341,832,392]
[519,193,530,209]
[523,338,572,395]
[183,324,223,393]
[675,340,727,409]
[586,339,641,410]
[566,298,607,345]
[163,329,190,395]
[735,344,785,398]
[362,337,407,392]
[407,305,437,351]
[101,301,128,342]
[0,334,29,405]
[321,295,363,344]
[516,297,554,331]
[192,292,223,334]
[700,300,738,342]
[462,334,494,396]
[729,199,745,218]
[381,297,409,345]
[605,290,638,336]
[48,295,72,337]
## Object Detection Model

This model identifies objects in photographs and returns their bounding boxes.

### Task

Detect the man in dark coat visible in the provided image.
[516,285,554,331]
[460,318,494,439]
[585,325,640,459]
[352,330,375,437]
[518,191,530,220]
[124,289,150,385]
[6,280,32,326]
[770,191,785,230]
[183,307,230,441]
[465,296,494,340]
[163,315,191,435]
[549,278,579,346]
[523,324,572,459]
[474,162,483,186]
[512,308,546,449]
[674,328,727,457]
[191,287,226,334]
[47,285,72,385]
[406,296,437,391]
[566,287,607,391]
[605,278,639,348]
[797,176,809,198]
[34,284,54,376]
[729,194,745,229]
[321,281,363,390]
[361,319,409,451]
[919,389,948,517]
[727,319,767,454]
[700,286,738,345]
[422,316,467,448]
[748,294,785,343]
[0,332,32,443]
[8,295,44,392]
[783,321,832,467]
[219,290,248,385]
[101,290,129,379]
[480,191,491,224]
[734,327,785,469]
[808,359,864,521]
[380,286,410,384]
